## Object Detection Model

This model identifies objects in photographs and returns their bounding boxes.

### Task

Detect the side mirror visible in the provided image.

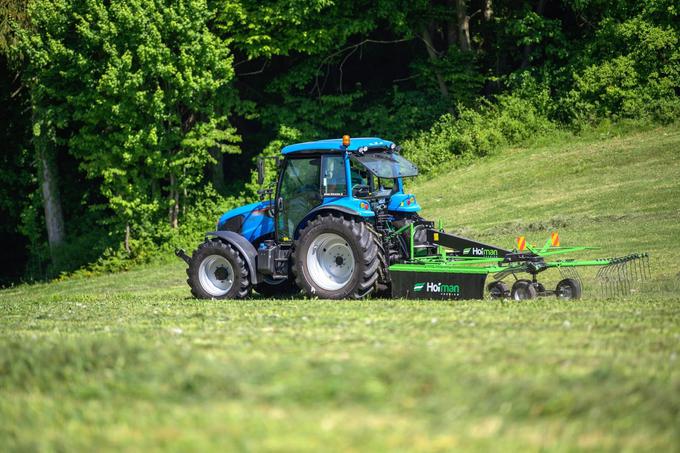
[257,157,265,185]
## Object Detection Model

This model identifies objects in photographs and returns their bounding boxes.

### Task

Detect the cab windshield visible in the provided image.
[351,150,418,179]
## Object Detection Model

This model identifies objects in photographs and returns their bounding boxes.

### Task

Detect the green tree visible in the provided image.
[19,0,239,249]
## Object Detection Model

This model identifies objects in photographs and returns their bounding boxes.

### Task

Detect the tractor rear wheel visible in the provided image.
[293,215,380,299]
[187,239,251,299]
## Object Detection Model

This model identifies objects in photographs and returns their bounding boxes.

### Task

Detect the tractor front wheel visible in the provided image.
[186,239,251,299]
[293,215,380,299]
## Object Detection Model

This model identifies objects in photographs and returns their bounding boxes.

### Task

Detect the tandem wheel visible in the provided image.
[556,278,582,300]
[511,280,538,300]
[487,281,509,299]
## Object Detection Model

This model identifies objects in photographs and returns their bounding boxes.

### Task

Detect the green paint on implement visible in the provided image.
[392,221,649,284]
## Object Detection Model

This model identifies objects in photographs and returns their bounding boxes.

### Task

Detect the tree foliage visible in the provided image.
[0,0,678,281]
[18,0,239,243]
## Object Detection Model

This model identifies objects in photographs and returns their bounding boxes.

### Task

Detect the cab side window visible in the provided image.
[350,159,370,188]
[321,155,346,196]
[278,157,321,239]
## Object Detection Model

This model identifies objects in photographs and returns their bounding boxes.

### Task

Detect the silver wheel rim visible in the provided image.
[558,284,573,300]
[198,255,234,297]
[513,286,529,300]
[489,284,503,298]
[306,232,355,291]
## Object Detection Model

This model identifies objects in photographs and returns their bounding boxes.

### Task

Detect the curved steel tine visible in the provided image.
[645,255,651,279]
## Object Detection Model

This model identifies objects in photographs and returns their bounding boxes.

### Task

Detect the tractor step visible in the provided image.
[175,248,192,266]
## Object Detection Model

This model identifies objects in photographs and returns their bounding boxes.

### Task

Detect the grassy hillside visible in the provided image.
[413,124,680,289]
[1,125,679,451]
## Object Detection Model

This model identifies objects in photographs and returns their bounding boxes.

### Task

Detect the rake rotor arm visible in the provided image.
[425,229,512,257]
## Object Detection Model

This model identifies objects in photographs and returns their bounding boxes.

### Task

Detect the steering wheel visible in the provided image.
[352,184,371,198]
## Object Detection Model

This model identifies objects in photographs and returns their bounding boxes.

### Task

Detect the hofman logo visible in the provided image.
[413,282,460,295]
[463,247,498,256]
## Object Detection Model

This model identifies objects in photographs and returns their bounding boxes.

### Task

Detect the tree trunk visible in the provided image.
[455,0,471,52]
[124,222,130,253]
[211,147,225,192]
[521,0,546,69]
[35,119,65,254]
[483,0,493,21]
[420,27,454,114]
[446,0,458,48]
[169,173,179,228]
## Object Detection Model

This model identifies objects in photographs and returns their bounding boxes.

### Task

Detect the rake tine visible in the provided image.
[637,256,643,282]
[637,254,644,279]
[645,254,651,280]
[610,262,616,297]
[598,264,608,297]
[601,263,612,298]
[623,260,631,295]
[620,261,627,296]
[620,261,629,295]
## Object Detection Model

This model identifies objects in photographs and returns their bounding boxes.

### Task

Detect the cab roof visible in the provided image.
[281,137,394,155]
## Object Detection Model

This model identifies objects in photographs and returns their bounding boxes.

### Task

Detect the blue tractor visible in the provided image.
[177,135,650,300]
[177,135,426,299]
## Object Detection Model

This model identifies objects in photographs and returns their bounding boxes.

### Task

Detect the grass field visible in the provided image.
[2,124,679,451]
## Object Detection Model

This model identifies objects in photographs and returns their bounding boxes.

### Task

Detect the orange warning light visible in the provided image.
[342,135,350,147]
[517,236,526,251]
[551,232,560,247]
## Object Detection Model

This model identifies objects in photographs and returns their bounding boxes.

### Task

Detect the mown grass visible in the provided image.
[1,124,679,451]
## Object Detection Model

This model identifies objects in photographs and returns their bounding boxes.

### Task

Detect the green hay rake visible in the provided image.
[388,222,650,300]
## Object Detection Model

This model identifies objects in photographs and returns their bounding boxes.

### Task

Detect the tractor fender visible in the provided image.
[294,205,361,239]
[205,231,259,284]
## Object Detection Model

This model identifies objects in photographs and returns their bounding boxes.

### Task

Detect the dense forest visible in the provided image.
[0,0,678,284]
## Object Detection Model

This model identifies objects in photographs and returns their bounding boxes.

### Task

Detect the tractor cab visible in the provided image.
[273,136,420,242]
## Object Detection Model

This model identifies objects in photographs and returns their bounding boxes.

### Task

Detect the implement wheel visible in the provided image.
[511,280,538,301]
[293,214,380,299]
[556,278,582,300]
[487,281,509,299]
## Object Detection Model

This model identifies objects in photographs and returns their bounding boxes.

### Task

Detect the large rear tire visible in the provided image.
[293,215,380,299]
[187,239,251,299]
